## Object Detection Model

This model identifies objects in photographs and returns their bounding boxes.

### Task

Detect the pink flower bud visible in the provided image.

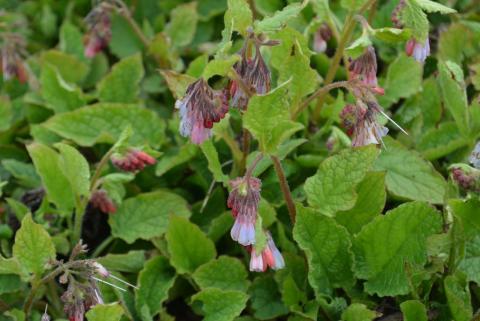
[90,190,116,214]
[92,262,110,277]
[111,149,156,172]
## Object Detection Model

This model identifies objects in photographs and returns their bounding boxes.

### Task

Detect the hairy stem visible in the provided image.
[117,4,150,48]
[241,128,251,174]
[292,81,351,119]
[245,153,263,179]
[271,156,296,224]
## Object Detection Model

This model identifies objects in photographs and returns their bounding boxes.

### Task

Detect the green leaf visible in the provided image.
[458,235,480,285]
[2,159,41,188]
[304,145,379,216]
[450,198,480,240]
[340,0,368,11]
[383,54,423,104]
[192,288,248,321]
[165,3,199,47]
[41,50,89,84]
[224,0,253,36]
[55,143,90,198]
[417,122,469,160]
[136,256,176,317]
[270,27,310,72]
[98,54,144,103]
[444,273,473,321]
[156,144,198,176]
[244,82,304,154]
[401,0,429,42]
[254,1,307,33]
[108,14,144,58]
[293,204,355,297]
[415,0,456,13]
[59,21,85,60]
[438,60,470,137]
[86,303,124,321]
[250,276,289,320]
[341,303,378,321]
[276,39,319,105]
[373,137,447,204]
[345,34,372,59]
[193,256,249,292]
[41,64,86,113]
[12,214,56,275]
[110,191,190,244]
[0,96,12,131]
[353,202,442,296]
[4,309,25,321]
[400,300,428,321]
[202,55,240,79]
[166,216,216,274]
[0,274,23,294]
[160,70,196,100]
[43,103,165,147]
[97,250,146,273]
[27,143,75,211]
[371,27,411,43]
[200,140,228,184]
[336,172,386,235]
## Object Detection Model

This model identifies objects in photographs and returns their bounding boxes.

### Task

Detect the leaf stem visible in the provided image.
[245,153,263,179]
[271,156,296,224]
[117,2,150,48]
[90,235,114,258]
[241,128,251,174]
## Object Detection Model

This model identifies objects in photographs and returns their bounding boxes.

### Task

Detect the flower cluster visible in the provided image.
[84,3,113,58]
[349,46,378,86]
[175,33,275,144]
[110,148,156,172]
[90,189,116,214]
[227,176,284,272]
[176,79,229,144]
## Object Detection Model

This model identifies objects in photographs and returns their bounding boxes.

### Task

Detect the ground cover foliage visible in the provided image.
[0,0,480,320]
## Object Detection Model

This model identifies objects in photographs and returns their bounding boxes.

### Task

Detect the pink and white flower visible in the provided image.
[249,232,285,272]
[227,176,261,246]
[84,4,112,58]
[406,37,430,63]
[176,79,229,144]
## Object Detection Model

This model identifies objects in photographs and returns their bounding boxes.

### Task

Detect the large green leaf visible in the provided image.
[86,303,124,321]
[200,140,228,184]
[110,191,190,244]
[41,64,86,113]
[400,300,428,321]
[249,276,288,320]
[165,3,199,47]
[417,122,469,160]
[304,145,379,216]
[382,54,423,105]
[97,251,145,273]
[224,0,253,36]
[41,50,89,84]
[341,303,378,321]
[243,82,303,154]
[43,103,165,147]
[193,256,249,292]
[353,202,442,296]
[55,143,90,198]
[438,61,470,137]
[136,256,176,317]
[12,214,56,275]
[191,288,248,321]
[166,216,216,274]
[401,0,429,42]
[444,273,473,321]
[293,204,355,297]
[27,143,75,211]
[254,1,306,33]
[97,54,144,103]
[336,172,386,235]
[373,137,446,204]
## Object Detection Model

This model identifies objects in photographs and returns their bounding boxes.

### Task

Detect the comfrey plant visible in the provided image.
[4,0,480,321]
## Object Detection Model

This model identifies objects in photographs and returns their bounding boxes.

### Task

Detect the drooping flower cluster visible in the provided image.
[230,38,272,110]
[227,176,284,272]
[90,189,116,214]
[110,148,156,172]
[249,232,285,272]
[451,167,477,192]
[84,3,113,58]
[349,46,378,86]
[351,101,389,147]
[176,78,229,144]
[313,23,332,53]
[1,35,28,83]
